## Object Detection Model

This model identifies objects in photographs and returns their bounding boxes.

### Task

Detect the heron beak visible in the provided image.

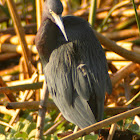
[49,10,68,41]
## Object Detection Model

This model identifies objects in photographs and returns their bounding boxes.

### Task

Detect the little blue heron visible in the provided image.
[35,0,112,129]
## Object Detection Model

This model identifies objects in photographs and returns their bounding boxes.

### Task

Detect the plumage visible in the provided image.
[35,0,112,129]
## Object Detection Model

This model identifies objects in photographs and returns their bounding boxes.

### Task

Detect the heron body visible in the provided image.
[35,0,112,129]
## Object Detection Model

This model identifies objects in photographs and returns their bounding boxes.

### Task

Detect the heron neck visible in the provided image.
[35,18,58,67]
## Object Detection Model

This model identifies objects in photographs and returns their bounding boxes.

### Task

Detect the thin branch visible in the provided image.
[134,115,140,126]
[44,119,65,135]
[0,34,35,45]
[115,16,136,31]
[7,74,44,86]
[6,101,133,115]
[0,44,37,54]
[6,101,57,111]
[125,91,140,106]
[102,29,139,40]
[36,0,44,30]
[107,123,117,140]
[57,131,73,138]
[94,30,140,63]
[61,106,140,140]
[35,82,49,140]
[0,76,16,102]
[6,0,32,78]
[0,65,19,76]
[0,82,43,94]
[6,101,40,109]
[111,62,139,86]
[0,52,20,61]
[0,120,14,129]
[54,113,62,123]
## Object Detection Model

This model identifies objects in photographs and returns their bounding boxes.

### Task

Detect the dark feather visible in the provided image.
[43,16,112,128]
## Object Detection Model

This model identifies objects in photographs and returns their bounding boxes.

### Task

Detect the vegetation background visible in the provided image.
[0,0,140,139]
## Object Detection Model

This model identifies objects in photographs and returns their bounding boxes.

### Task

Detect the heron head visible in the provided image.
[43,0,68,41]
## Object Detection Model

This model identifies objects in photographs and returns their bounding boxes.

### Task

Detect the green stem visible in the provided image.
[88,0,97,27]
[132,0,140,36]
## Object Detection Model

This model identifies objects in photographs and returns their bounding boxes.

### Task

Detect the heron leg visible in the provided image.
[74,126,85,140]
[82,136,85,140]
[98,129,101,137]
[73,125,79,133]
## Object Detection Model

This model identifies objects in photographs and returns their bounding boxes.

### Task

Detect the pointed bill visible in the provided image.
[49,10,68,41]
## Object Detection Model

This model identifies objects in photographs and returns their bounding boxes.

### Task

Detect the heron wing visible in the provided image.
[45,42,97,128]
[62,16,112,121]
[72,34,111,121]
[44,44,74,106]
